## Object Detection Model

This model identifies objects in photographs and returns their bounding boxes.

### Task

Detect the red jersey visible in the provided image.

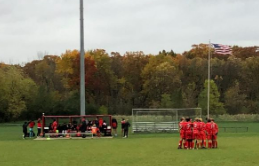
[199,122,206,131]
[193,122,199,131]
[52,121,58,129]
[28,121,35,128]
[184,121,193,131]
[197,122,203,131]
[179,121,185,139]
[112,122,117,128]
[184,122,193,139]
[198,122,206,140]
[99,119,103,127]
[206,122,213,134]
[181,121,188,131]
[179,121,184,131]
[212,122,218,134]
[37,122,41,128]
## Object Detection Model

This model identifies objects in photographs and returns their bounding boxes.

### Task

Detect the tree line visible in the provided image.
[1,44,259,122]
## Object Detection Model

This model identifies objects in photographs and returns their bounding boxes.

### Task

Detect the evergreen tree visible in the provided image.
[198,80,225,115]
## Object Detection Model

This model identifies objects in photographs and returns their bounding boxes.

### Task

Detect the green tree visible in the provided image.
[198,80,225,115]
[0,66,37,120]
[98,105,108,115]
[160,93,173,108]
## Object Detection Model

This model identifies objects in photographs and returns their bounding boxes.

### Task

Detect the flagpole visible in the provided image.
[207,40,211,120]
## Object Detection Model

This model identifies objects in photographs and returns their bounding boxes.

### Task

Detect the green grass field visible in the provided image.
[1,122,259,166]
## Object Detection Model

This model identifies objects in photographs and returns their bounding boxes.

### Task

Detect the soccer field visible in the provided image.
[0,122,259,166]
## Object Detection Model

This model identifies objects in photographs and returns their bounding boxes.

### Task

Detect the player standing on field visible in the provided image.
[112,118,118,137]
[211,118,218,148]
[121,118,125,137]
[22,122,28,139]
[37,118,41,137]
[52,119,58,133]
[205,118,213,149]
[197,118,204,148]
[199,118,207,148]
[192,118,200,149]
[184,117,193,149]
[28,120,35,138]
[123,119,130,138]
[178,117,186,149]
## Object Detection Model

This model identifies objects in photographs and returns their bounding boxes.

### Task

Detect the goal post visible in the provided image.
[132,108,202,133]
[174,108,202,122]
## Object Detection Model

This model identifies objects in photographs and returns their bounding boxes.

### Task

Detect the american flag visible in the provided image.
[211,43,232,55]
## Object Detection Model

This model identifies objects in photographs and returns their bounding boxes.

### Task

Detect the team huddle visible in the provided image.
[178,117,218,149]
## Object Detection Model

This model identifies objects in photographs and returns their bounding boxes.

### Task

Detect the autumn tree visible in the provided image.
[88,49,117,107]
[232,46,259,60]
[120,52,149,107]
[179,57,207,107]
[183,44,210,59]
[55,49,99,114]
[142,54,182,107]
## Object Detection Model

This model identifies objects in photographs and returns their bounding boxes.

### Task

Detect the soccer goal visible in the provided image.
[131,108,202,133]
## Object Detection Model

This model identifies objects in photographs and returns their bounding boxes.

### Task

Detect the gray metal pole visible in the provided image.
[80,0,85,115]
[207,40,211,119]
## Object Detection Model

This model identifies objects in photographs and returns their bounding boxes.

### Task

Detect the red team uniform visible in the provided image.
[199,120,206,148]
[212,122,218,139]
[179,121,185,139]
[184,120,193,149]
[177,117,219,150]
[178,119,186,149]
[192,121,199,140]
[211,120,218,148]
[206,121,213,140]
[52,120,58,132]
[205,120,213,148]
[185,121,193,140]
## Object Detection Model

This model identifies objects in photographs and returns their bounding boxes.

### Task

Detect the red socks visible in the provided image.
[184,142,188,149]
[203,140,206,147]
[208,142,212,148]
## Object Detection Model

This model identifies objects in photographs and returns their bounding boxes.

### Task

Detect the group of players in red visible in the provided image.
[178,117,218,149]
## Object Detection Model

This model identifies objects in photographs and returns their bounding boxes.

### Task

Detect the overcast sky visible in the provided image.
[0,0,258,64]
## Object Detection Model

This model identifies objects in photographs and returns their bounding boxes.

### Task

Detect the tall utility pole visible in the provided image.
[207,40,211,119]
[80,0,85,115]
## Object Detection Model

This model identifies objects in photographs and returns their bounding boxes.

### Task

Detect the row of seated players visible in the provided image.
[46,119,109,137]
[178,117,218,150]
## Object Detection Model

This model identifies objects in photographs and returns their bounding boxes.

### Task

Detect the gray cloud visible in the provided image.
[0,0,259,64]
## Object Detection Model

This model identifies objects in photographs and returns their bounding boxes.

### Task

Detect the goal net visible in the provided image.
[132,108,202,133]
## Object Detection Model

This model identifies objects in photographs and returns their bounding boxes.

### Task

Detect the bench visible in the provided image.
[133,122,178,133]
